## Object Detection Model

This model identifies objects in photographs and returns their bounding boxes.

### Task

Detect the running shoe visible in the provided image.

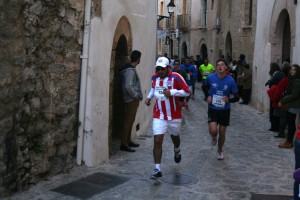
[150,169,162,179]
[217,151,224,160]
[184,103,190,111]
[174,149,181,163]
[211,136,217,146]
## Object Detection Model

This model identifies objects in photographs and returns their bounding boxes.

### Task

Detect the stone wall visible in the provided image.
[0,0,84,196]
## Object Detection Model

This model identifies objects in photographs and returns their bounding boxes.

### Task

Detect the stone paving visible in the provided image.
[7,83,295,200]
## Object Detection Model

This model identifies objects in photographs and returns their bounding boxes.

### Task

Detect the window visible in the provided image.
[201,0,207,27]
[211,0,214,10]
[248,0,253,25]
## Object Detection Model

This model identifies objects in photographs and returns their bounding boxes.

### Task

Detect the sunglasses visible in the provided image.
[156,67,166,71]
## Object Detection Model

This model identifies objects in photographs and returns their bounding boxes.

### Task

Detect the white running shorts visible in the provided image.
[152,118,182,136]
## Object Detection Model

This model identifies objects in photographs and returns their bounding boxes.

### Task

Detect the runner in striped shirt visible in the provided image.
[145,57,190,179]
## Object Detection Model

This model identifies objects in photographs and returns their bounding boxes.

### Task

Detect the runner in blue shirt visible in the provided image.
[204,58,239,160]
[180,57,198,110]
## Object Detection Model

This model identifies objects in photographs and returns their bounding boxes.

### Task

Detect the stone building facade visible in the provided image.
[157,0,192,60]
[189,0,257,66]
[0,0,156,196]
[162,0,300,113]
[252,0,299,112]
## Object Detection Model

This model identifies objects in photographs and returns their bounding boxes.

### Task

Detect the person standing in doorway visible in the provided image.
[119,50,143,152]
[145,57,190,179]
[203,59,239,160]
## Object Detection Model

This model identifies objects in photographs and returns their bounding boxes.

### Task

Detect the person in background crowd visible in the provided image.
[190,57,198,99]
[145,57,190,179]
[278,64,300,148]
[238,54,247,65]
[200,59,215,101]
[265,62,284,132]
[195,55,204,82]
[180,57,198,107]
[238,64,252,105]
[227,56,233,69]
[203,59,239,160]
[170,55,178,70]
[267,64,291,138]
[229,60,238,82]
[173,59,188,108]
[119,50,143,152]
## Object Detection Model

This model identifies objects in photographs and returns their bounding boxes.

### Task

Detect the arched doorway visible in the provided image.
[110,35,128,156]
[200,43,208,60]
[225,32,232,60]
[109,17,132,157]
[271,9,291,64]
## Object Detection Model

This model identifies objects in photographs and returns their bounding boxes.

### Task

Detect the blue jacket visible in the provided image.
[180,64,198,86]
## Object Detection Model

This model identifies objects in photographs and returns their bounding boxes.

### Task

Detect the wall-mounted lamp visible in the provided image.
[157,0,176,22]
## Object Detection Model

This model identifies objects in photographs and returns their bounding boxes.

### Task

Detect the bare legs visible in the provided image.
[153,134,180,164]
[209,122,227,152]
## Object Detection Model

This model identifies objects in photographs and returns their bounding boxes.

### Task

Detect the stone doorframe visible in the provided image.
[269,1,295,64]
[199,38,208,60]
[109,16,132,156]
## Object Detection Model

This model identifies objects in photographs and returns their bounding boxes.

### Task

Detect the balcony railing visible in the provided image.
[157,14,188,30]
[165,18,175,29]
[177,14,188,30]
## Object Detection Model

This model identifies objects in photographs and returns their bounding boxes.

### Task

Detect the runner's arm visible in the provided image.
[229,93,240,103]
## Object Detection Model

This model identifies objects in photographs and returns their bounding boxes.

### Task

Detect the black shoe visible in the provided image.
[274,134,285,138]
[269,128,279,132]
[128,142,140,148]
[174,148,181,163]
[120,145,135,152]
[150,169,162,179]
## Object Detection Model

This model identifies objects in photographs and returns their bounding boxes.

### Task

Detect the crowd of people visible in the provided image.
[120,50,300,199]
[264,59,300,199]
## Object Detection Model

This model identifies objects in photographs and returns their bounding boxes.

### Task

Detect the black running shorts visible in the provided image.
[207,108,230,126]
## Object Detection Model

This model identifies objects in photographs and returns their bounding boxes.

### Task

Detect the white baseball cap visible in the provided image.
[155,57,169,68]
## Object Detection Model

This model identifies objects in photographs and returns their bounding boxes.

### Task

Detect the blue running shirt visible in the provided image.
[205,73,238,110]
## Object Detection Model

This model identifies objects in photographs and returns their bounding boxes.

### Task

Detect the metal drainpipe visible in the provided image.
[77,0,92,165]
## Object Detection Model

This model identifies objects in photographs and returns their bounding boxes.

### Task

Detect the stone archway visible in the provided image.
[225,32,232,60]
[269,0,295,64]
[200,42,208,60]
[271,9,291,64]
[109,16,132,156]
[182,42,188,58]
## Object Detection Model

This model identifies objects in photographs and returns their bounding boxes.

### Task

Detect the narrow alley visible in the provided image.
[10,82,294,200]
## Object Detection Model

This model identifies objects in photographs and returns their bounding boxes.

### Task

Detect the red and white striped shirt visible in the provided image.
[147,71,190,120]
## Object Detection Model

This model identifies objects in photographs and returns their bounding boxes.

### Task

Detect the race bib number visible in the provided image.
[204,72,210,76]
[212,95,225,108]
[155,86,167,101]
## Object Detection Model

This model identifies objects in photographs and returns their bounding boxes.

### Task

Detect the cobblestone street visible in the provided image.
[9,82,295,200]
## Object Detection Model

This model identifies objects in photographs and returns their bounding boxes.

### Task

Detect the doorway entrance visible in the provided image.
[109,17,132,157]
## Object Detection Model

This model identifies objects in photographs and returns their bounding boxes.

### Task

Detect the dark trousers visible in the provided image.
[238,85,243,100]
[201,83,209,100]
[294,138,300,199]
[242,89,251,104]
[287,111,297,142]
[270,102,280,131]
[121,100,139,146]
